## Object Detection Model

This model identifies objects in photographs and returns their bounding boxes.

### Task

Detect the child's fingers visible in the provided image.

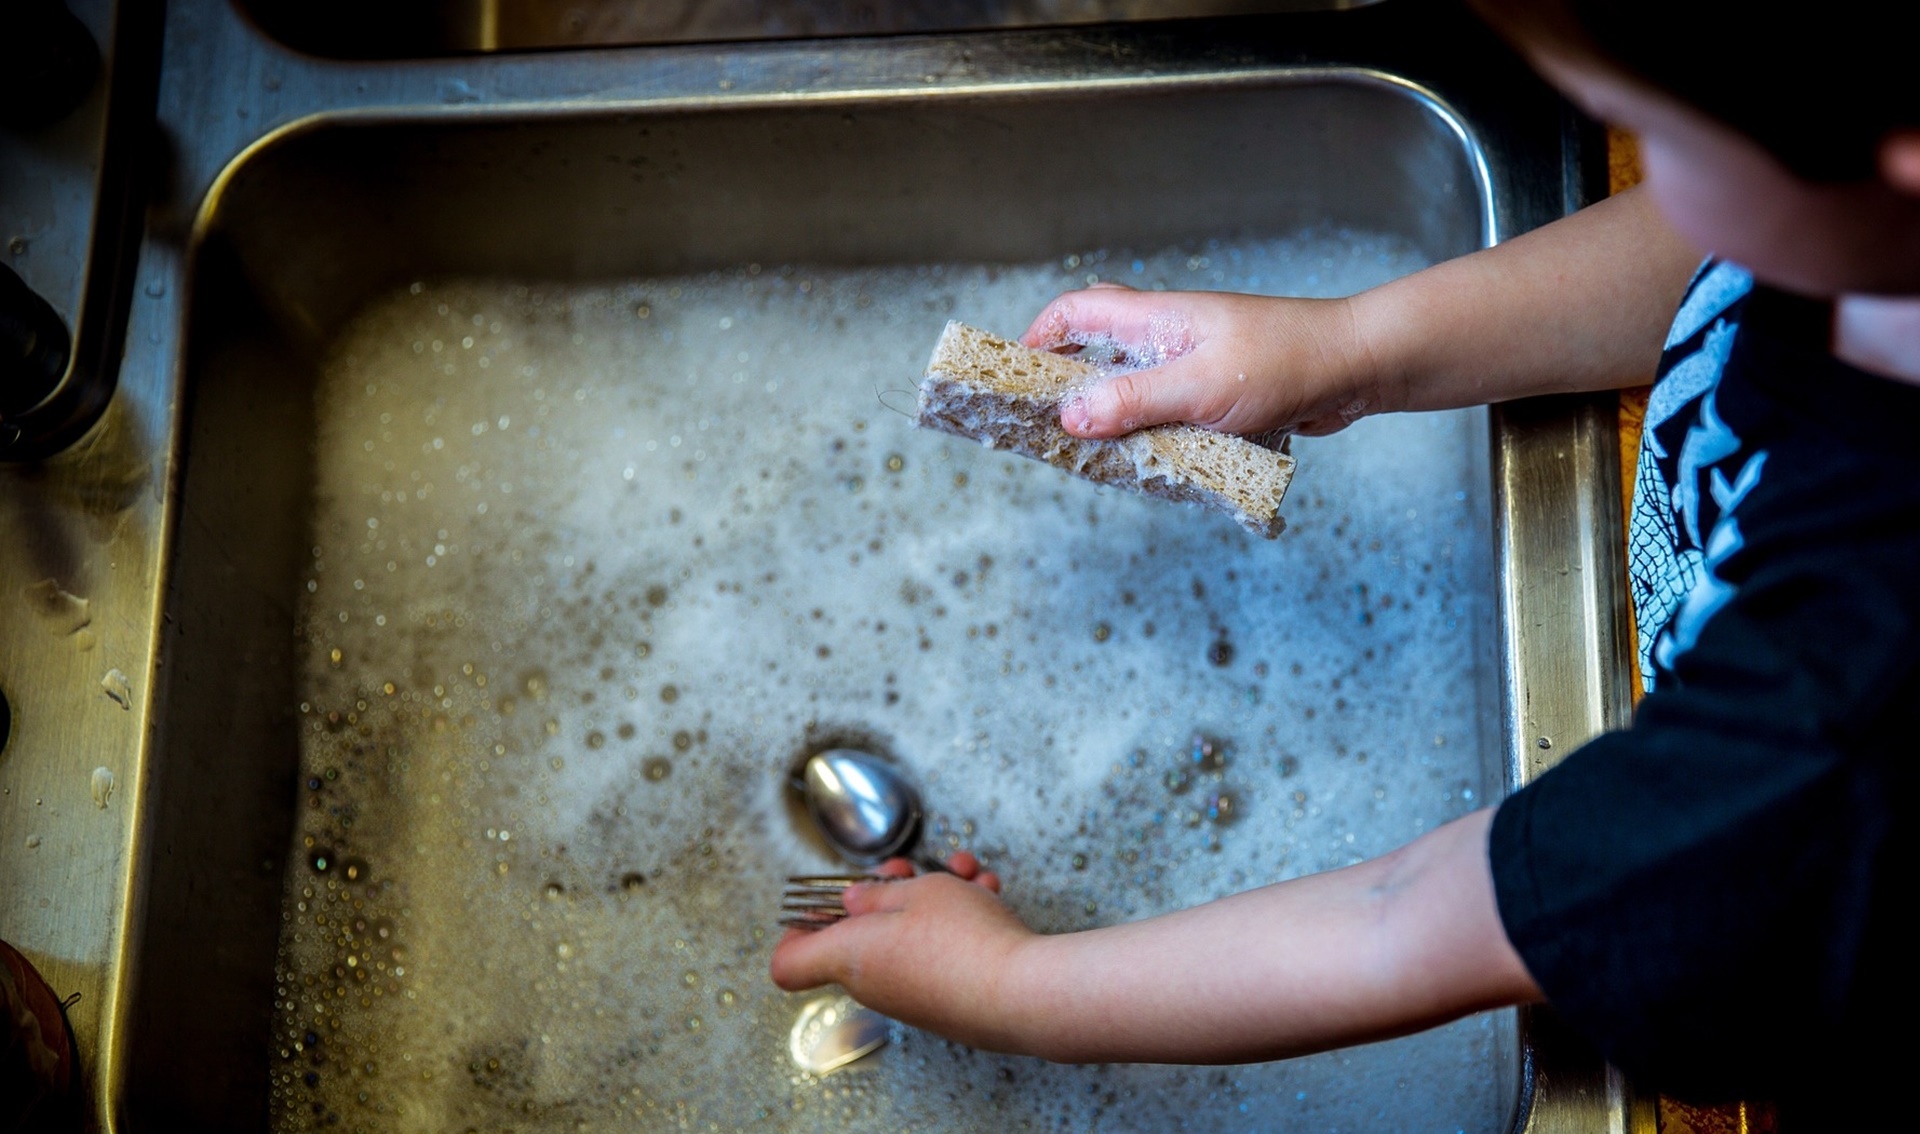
[841,875,918,915]
[939,851,1002,893]
[946,850,982,878]
[769,925,847,990]
[769,883,914,987]
[1019,286,1162,350]
[1063,355,1227,438]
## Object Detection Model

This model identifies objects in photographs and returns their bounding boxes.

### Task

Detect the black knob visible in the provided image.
[1,0,100,130]
[1,264,72,423]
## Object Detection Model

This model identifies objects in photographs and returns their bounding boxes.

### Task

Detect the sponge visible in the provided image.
[915,321,1294,538]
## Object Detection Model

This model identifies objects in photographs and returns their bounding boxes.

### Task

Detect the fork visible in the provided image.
[780,874,885,931]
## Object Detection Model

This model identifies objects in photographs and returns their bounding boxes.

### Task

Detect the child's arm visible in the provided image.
[769,808,1542,1064]
[1037,185,1700,439]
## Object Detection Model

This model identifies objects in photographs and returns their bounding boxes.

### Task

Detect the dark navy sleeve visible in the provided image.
[1488,304,1920,1105]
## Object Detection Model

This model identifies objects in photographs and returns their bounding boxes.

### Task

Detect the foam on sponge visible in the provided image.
[915,321,1294,538]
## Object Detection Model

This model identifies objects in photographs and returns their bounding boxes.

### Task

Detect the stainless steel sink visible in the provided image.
[0,2,1638,1129]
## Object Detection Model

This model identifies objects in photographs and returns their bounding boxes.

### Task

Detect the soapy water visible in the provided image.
[268,229,1508,1132]
[1044,312,1197,378]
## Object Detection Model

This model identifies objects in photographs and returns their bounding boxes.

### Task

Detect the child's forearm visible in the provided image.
[996,808,1541,1064]
[1034,187,1700,440]
[1357,185,1700,413]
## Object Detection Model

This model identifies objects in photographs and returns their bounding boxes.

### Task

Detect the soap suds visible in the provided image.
[268,230,1505,1132]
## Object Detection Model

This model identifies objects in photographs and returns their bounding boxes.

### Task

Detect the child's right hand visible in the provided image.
[1021,284,1383,441]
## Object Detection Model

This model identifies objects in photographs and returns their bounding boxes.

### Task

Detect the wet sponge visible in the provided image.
[915,321,1294,538]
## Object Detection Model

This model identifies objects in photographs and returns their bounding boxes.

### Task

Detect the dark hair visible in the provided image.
[1471,0,1920,182]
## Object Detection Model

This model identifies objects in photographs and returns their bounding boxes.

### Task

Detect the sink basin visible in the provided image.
[0,3,1640,1131]
[150,83,1508,1131]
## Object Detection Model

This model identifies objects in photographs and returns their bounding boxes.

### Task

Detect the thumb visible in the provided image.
[1063,353,1223,438]
[771,923,855,991]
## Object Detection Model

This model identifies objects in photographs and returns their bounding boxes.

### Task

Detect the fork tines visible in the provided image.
[780,875,873,931]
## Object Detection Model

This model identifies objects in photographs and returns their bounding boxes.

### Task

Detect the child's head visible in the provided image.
[1471,0,1920,297]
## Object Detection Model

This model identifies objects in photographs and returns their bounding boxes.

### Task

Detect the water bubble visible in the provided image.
[100,668,132,710]
[90,767,115,809]
[1191,734,1227,773]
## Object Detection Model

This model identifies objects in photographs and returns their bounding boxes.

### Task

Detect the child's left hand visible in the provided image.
[769,852,1041,1054]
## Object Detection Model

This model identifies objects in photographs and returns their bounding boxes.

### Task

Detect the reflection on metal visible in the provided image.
[247,0,1384,58]
[0,0,158,460]
[800,749,924,864]
[790,993,891,1076]
[0,0,1638,1129]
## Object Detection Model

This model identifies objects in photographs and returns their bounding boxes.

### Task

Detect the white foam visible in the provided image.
[269,230,1505,1131]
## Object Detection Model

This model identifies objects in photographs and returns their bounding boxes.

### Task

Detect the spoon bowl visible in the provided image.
[796,748,949,872]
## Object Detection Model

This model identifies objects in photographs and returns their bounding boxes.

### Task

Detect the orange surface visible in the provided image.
[1608,126,1778,1134]
[1612,124,1650,704]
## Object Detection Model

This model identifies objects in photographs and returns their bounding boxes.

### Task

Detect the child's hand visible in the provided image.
[769,852,1038,1054]
[1021,284,1379,440]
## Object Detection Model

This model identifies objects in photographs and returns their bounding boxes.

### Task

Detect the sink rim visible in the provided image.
[191,62,1501,257]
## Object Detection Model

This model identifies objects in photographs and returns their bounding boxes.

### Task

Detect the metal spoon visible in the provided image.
[796,748,952,874]
[788,991,889,1076]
